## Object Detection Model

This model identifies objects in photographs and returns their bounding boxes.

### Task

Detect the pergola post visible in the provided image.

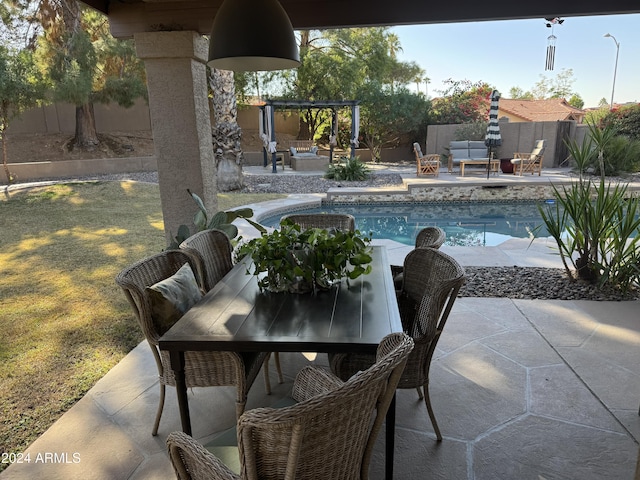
[330,109,337,162]
[259,106,268,167]
[134,31,217,245]
[269,106,277,172]
[350,104,359,159]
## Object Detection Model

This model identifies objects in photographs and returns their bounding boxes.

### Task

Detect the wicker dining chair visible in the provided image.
[179,229,234,293]
[115,250,272,436]
[167,332,414,480]
[180,229,283,385]
[415,226,447,250]
[331,248,465,441]
[391,226,447,290]
[280,213,356,232]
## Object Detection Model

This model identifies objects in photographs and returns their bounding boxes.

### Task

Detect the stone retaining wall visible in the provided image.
[2,156,157,184]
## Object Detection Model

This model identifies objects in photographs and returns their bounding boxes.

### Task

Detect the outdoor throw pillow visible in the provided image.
[289,146,297,155]
[309,146,319,154]
[146,262,202,335]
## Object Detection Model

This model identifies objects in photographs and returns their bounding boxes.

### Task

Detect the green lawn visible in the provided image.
[0,181,285,467]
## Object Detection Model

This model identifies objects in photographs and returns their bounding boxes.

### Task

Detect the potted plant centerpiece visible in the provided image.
[236,219,373,294]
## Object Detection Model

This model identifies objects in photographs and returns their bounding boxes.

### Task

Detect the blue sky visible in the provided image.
[391,13,639,108]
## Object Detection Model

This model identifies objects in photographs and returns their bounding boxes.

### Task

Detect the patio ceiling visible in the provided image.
[83,0,640,39]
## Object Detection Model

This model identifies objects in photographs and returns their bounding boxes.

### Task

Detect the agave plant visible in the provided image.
[325,156,370,181]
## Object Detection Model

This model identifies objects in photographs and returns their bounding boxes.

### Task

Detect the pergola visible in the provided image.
[78,0,640,243]
[259,99,360,172]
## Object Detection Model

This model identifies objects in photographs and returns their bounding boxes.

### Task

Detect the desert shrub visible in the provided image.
[600,136,640,174]
[602,104,640,140]
[573,134,640,177]
[325,156,370,181]
[454,121,488,141]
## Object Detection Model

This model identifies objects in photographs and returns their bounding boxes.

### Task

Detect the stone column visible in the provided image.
[135,31,217,245]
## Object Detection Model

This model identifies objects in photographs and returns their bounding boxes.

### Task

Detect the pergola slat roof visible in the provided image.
[264,100,359,109]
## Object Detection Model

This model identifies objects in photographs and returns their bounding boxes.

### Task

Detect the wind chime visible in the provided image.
[544,17,564,71]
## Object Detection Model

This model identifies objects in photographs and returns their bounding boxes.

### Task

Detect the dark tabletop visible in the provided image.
[159,245,402,354]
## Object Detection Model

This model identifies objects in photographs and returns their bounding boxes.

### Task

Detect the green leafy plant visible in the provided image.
[564,134,595,178]
[325,156,370,181]
[538,123,640,293]
[167,189,266,249]
[236,219,373,293]
[587,121,617,182]
[602,103,640,141]
[538,179,640,293]
[598,136,640,176]
[454,121,488,141]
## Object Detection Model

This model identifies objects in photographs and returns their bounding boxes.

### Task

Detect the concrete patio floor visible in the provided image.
[3,167,640,479]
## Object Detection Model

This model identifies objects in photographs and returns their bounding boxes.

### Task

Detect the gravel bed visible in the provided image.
[459,266,638,301]
[22,170,638,301]
[24,170,406,193]
[238,172,406,194]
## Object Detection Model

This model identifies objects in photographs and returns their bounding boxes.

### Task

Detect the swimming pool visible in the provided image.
[259,201,553,247]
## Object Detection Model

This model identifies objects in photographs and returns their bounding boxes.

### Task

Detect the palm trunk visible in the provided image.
[210,69,244,192]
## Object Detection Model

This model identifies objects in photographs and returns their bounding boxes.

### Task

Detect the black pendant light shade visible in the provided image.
[208,0,300,71]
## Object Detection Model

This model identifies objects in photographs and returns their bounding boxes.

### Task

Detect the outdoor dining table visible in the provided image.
[159,245,402,479]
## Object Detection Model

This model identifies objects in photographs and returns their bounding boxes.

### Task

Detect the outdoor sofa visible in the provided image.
[289,140,329,171]
[447,140,490,173]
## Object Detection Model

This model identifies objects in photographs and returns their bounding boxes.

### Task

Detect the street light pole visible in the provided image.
[604,33,620,110]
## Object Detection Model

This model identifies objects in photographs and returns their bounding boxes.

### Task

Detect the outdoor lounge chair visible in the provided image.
[510,139,546,176]
[330,248,465,441]
[414,142,440,176]
[167,332,414,480]
[115,250,273,436]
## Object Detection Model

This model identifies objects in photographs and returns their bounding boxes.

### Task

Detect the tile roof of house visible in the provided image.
[499,98,585,122]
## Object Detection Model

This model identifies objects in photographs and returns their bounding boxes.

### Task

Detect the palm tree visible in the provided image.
[387,33,402,59]
[386,33,402,94]
[414,75,423,93]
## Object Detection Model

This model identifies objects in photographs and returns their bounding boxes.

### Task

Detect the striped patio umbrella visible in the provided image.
[485,89,502,178]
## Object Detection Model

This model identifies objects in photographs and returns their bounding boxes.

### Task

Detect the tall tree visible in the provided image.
[36,2,146,149]
[358,84,429,162]
[233,28,428,153]
[431,79,493,124]
[262,27,424,142]
[509,68,581,102]
[0,46,45,183]
[509,86,533,100]
[567,94,584,109]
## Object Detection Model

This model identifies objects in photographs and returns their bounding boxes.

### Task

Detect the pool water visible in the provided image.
[259,201,555,247]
